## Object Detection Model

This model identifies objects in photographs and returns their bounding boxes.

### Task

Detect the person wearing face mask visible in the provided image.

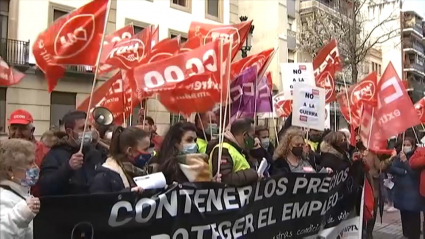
[271,127,331,174]
[319,131,353,171]
[39,111,103,196]
[255,125,275,157]
[8,110,50,197]
[194,112,219,154]
[90,127,150,193]
[0,139,41,239]
[140,116,163,151]
[150,122,213,184]
[208,118,259,187]
[390,137,422,239]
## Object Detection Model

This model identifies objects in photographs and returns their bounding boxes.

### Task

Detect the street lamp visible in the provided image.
[239,16,255,58]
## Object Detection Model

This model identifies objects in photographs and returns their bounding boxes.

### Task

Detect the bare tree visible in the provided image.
[298,0,401,83]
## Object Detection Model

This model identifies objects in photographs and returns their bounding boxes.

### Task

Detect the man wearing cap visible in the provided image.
[8,109,50,197]
[9,109,49,166]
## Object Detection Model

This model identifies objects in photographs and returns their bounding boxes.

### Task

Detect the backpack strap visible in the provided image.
[0,185,26,200]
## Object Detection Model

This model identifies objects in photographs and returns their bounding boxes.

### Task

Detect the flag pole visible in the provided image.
[80,0,112,152]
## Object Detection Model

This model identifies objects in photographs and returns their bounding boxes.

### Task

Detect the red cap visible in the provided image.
[9,109,34,125]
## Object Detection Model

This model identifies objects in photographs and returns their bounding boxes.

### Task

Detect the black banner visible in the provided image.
[34,165,363,239]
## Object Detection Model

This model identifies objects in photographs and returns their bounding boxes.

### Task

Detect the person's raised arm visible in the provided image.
[39,151,80,196]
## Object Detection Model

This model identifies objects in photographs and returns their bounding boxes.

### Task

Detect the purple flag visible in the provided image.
[229,67,257,121]
[256,75,272,113]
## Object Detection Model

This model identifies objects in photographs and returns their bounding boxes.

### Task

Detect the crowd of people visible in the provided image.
[1,108,425,239]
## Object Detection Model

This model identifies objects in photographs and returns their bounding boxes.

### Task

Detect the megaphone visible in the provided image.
[92,107,114,126]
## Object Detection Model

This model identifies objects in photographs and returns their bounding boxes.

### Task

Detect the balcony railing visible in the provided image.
[403,39,424,53]
[404,22,424,36]
[300,0,352,18]
[0,38,30,65]
[65,65,94,74]
[405,62,425,73]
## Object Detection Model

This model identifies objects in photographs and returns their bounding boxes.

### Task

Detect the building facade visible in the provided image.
[402,11,425,102]
[0,0,232,137]
[297,0,384,130]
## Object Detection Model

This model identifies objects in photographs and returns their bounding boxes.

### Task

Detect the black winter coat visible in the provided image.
[39,144,103,196]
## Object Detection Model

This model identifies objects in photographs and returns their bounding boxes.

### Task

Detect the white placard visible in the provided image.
[325,104,330,129]
[292,83,326,131]
[133,172,167,190]
[280,63,316,100]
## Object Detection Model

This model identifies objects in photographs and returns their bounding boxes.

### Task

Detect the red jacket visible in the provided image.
[409,147,425,197]
[31,141,50,197]
[151,134,163,150]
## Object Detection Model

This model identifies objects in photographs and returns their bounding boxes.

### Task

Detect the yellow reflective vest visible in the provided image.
[196,138,208,154]
[209,142,250,173]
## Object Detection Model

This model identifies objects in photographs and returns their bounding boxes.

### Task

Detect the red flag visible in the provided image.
[361,62,420,149]
[77,72,126,125]
[104,27,152,70]
[145,37,180,63]
[188,21,252,60]
[134,40,230,96]
[0,57,24,86]
[98,25,135,76]
[313,39,342,104]
[266,72,273,91]
[337,72,379,127]
[151,26,159,47]
[273,92,292,118]
[32,0,109,92]
[414,97,425,123]
[230,48,274,80]
[159,73,220,114]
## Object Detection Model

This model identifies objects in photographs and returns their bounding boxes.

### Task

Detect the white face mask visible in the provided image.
[403,146,412,154]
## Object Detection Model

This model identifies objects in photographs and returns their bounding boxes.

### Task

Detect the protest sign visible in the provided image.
[292,83,326,131]
[34,164,364,239]
[281,63,315,100]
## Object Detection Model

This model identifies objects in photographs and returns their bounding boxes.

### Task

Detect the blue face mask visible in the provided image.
[21,167,39,187]
[182,143,198,154]
[134,153,152,168]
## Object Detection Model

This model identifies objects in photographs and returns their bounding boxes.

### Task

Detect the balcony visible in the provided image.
[287,30,297,50]
[403,11,423,37]
[403,37,424,55]
[0,38,30,66]
[300,0,353,19]
[404,62,425,78]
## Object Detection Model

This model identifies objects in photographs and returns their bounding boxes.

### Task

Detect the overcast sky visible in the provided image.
[403,0,425,18]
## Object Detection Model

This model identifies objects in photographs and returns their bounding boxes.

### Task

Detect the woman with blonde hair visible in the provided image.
[271,126,331,174]
[320,131,353,170]
[0,139,41,239]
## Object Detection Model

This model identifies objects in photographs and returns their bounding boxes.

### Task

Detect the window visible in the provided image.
[133,25,145,34]
[50,92,76,127]
[125,19,151,35]
[0,88,6,132]
[378,64,381,75]
[206,0,222,22]
[288,59,294,63]
[169,30,188,43]
[53,9,68,21]
[170,114,185,125]
[171,0,191,13]
[0,0,9,39]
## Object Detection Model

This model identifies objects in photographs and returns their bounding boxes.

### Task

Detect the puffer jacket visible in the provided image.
[319,141,351,171]
[0,180,35,239]
[390,150,422,212]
